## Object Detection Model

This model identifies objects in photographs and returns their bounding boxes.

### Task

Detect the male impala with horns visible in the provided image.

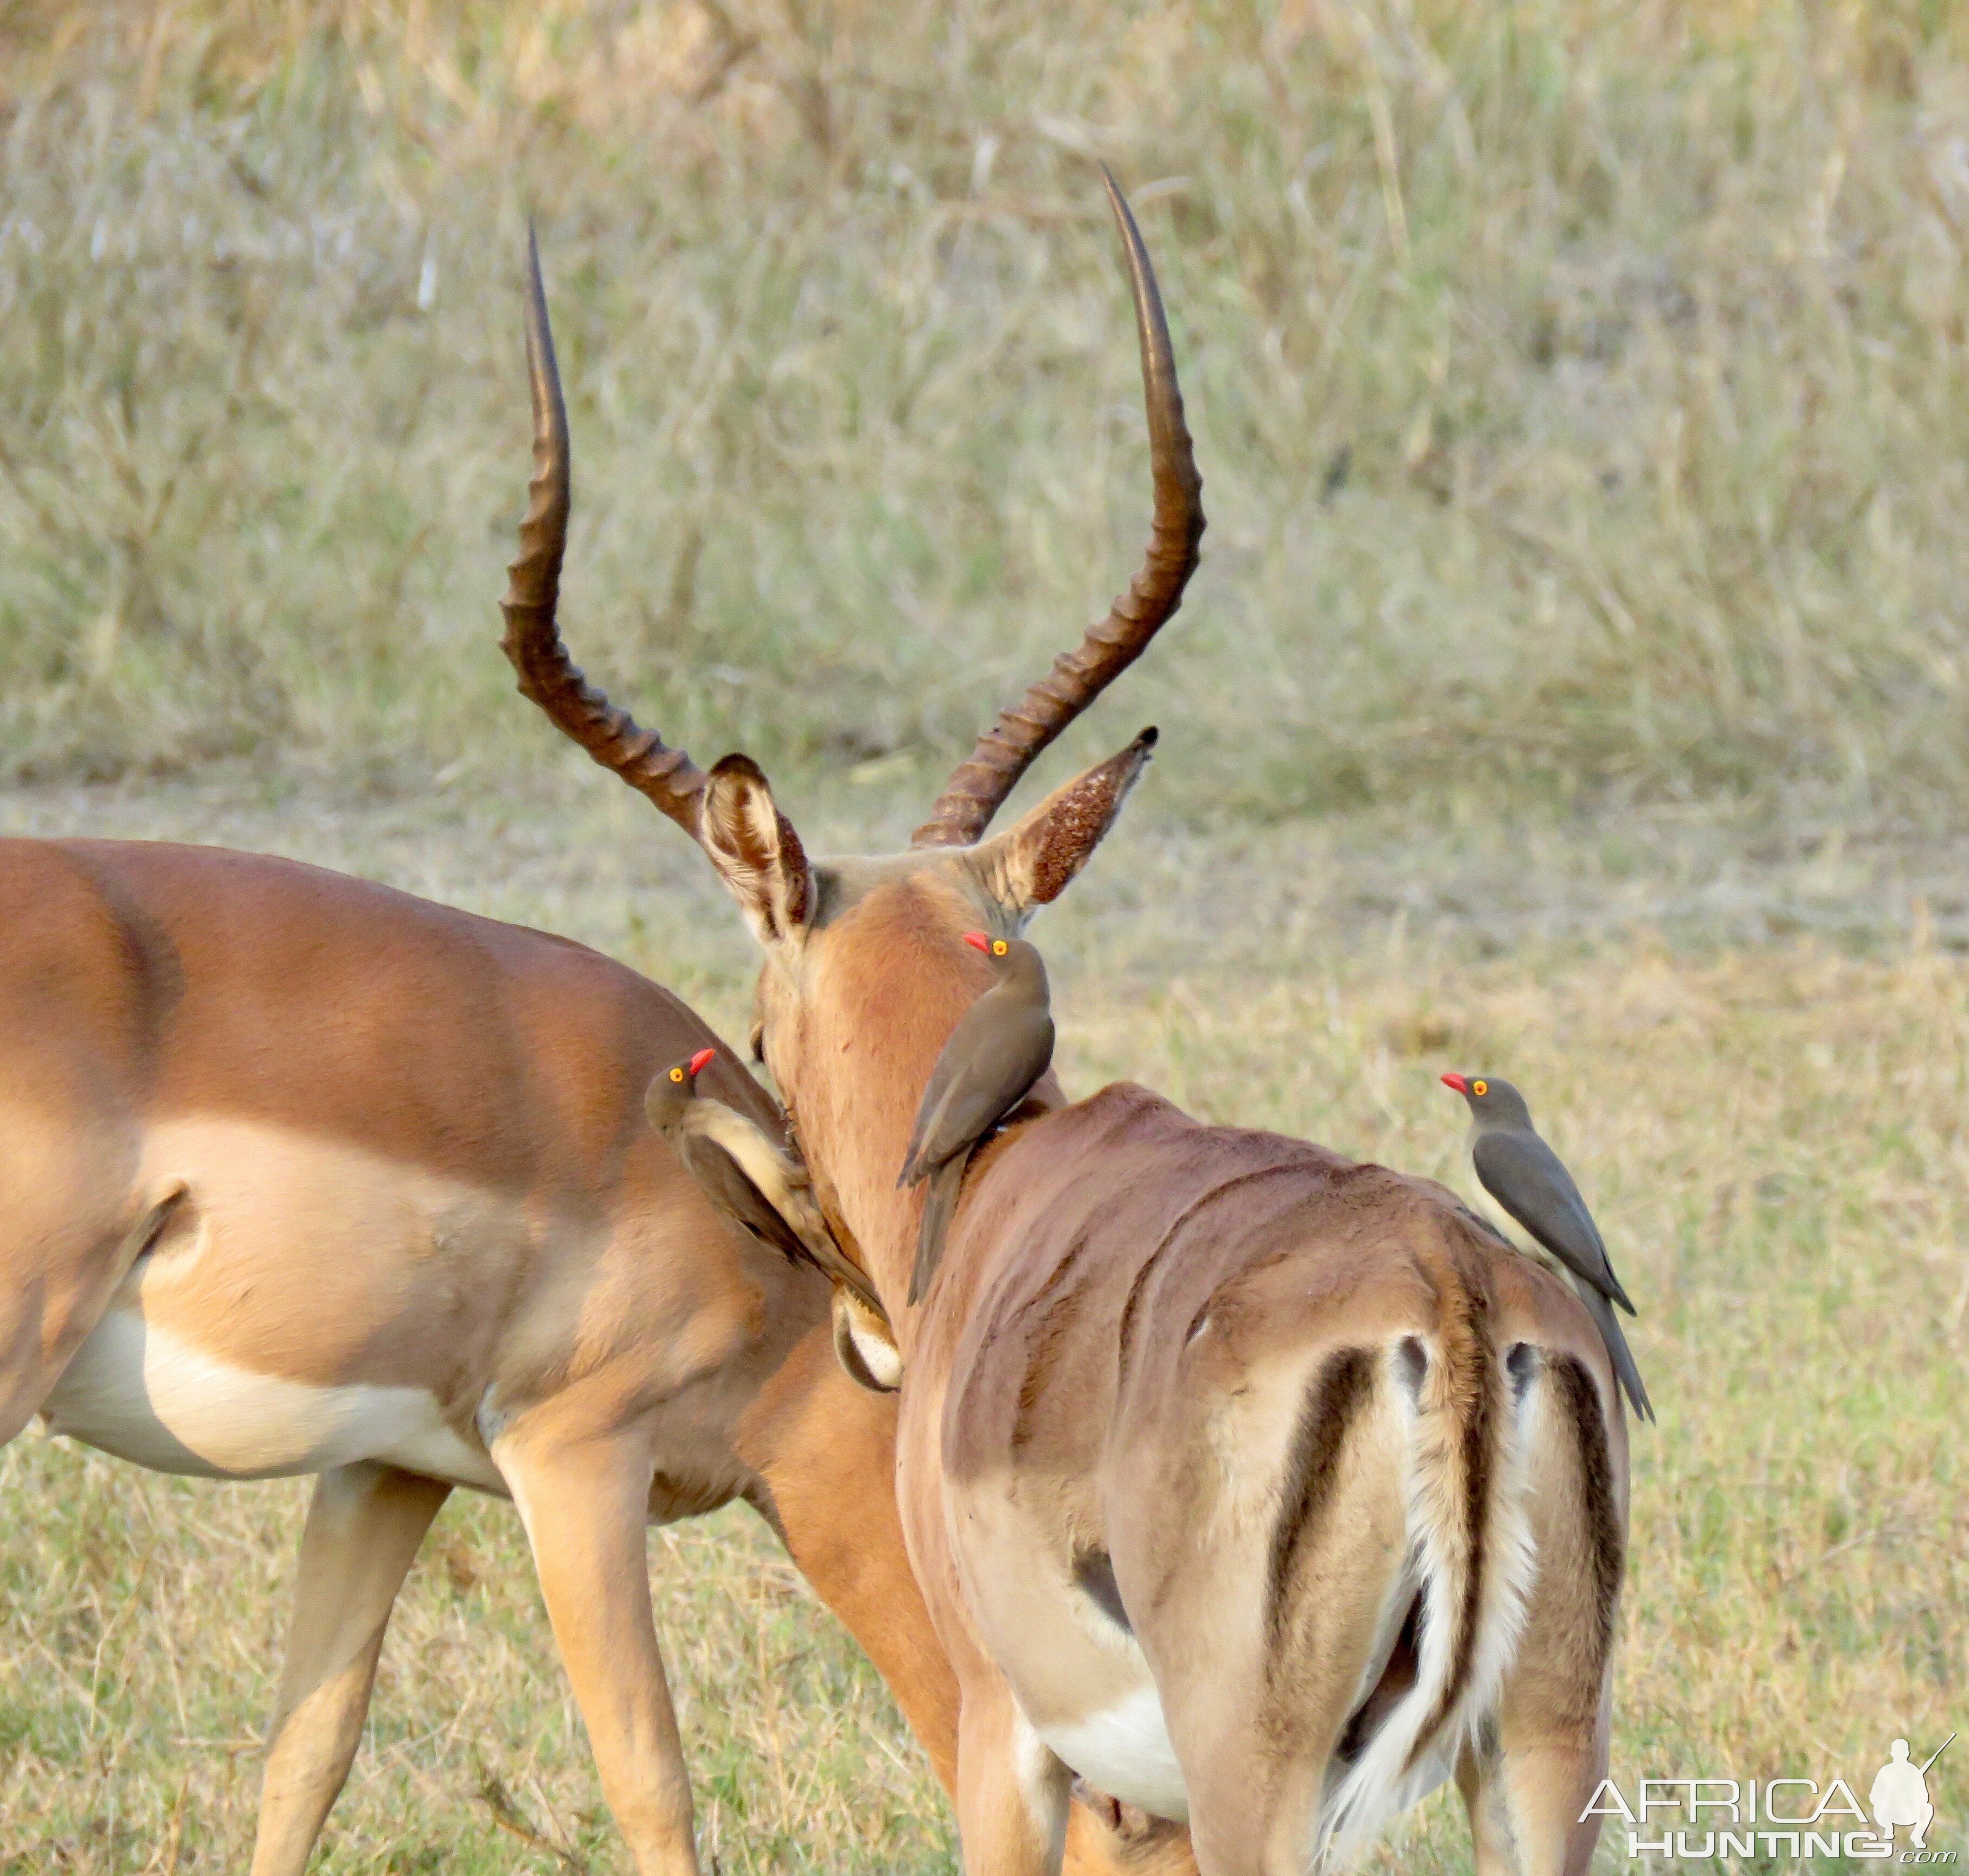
[506,172,1632,1876]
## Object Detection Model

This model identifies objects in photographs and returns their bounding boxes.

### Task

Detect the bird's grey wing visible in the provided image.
[1581,1285,1655,1424]
[1472,1129,1636,1315]
[688,1100,849,1272]
[700,1128,883,1312]
[897,1056,985,1186]
[896,998,998,1181]
[900,1002,1053,1185]
[909,1147,972,1304]
[689,1098,804,1196]
[802,1235,887,1319]
[683,1136,809,1266]
[898,1057,949,1186]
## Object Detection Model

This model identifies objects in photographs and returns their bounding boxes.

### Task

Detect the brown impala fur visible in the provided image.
[503,173,1630,1875]
[0,835,1174,1876]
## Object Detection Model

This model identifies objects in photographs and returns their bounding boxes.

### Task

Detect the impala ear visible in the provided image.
[832,1290,902,1393]
[700,755,812,944]
[970,728,1156,912]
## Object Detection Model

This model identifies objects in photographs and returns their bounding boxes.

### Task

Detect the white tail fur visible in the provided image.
[1312,1335,1538,1868]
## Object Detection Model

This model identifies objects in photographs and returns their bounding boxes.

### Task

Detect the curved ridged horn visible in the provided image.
[911,167,1205,849]
[501,225,708,838]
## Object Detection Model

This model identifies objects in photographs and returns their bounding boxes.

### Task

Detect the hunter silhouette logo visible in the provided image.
[1873,1736,1953,1852]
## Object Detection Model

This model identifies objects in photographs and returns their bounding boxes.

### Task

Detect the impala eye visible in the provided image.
[1472,1079,1488,1097]
[669,1067,686,1083]
[992,939,1009,956]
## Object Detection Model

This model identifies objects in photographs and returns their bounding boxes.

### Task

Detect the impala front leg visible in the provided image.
[957,1672,1073,1876]
[495,1428,701,1876]
[739,1328,1201,1876]
[251,1461,452,1876]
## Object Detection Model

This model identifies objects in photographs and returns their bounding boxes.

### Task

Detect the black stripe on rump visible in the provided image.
[1550,1352,1624,1667]
[1267,1346,1376,1655]
[1404,1300,1498,1768]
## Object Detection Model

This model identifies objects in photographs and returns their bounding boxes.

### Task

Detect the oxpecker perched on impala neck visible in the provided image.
[648,1048,886,1323]
[1441,1072,1655,1424]
[898,931,1055,1304]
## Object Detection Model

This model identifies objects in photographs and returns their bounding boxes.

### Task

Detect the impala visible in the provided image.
[0,378,1173,1876]
[0,835,946,1873]
[504,173,1631,1876]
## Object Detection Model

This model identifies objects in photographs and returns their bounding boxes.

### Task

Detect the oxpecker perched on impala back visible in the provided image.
[898,933,1055,1303]
[1441,1072,1655,1423]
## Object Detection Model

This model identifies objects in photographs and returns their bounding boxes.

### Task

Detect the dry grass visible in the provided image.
[4,0,1969,816]
[0,1446,954,1874]
[0,776,1962,1871]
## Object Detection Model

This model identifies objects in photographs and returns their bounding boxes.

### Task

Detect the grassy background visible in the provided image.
[6,0,1969,817]
[1,0,1967,1871]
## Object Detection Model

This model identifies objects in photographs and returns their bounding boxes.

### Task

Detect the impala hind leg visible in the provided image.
[496,1431,701,1876]
[0,1179,163,1447]
[251,1462,452,1876]
[1174,1694,1353,1876]
[1455,1710,1610,1876]
[1455,1351,1624,1876]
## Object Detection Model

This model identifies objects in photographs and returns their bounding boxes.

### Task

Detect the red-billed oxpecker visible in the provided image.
[1441,1072,1655,1423]
[649,1048,887,1325]
[898,933,1055,1303]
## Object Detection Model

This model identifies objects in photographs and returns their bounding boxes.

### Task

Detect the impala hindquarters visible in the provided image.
[689,779,1630,1876]
[501,169,1630,1873]
[926,1086,1628,1874]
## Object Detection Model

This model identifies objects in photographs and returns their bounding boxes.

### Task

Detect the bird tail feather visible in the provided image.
[1587,1290,1654,1423]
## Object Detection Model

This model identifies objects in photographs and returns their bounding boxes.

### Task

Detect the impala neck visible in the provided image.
[778,871,1009,1339]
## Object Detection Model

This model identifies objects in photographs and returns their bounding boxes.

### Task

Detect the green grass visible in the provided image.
[0,1448,953,1874]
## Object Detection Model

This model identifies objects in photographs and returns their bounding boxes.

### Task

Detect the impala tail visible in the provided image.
[1303,1309,1542,1867]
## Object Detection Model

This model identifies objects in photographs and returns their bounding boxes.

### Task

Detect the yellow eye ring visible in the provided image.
[992,939,1009,956]
[669,1067,686,1082]
[1472,1079,1488,1097]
